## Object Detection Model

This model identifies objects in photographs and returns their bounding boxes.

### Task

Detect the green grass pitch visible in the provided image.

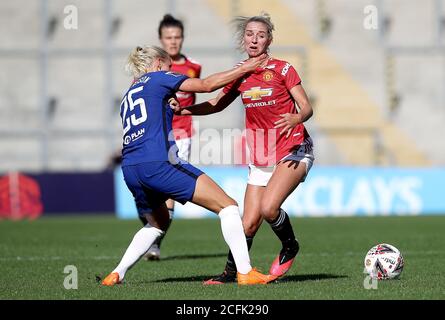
[0,215,444,300]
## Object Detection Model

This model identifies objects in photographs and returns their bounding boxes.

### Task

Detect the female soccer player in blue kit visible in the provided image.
[101,45,276,286]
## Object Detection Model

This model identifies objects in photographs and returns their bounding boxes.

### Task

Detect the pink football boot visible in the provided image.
[269,240,299,277]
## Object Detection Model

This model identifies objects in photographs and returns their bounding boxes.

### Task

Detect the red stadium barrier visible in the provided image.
[0,171,115,219]
[0,172,43,220]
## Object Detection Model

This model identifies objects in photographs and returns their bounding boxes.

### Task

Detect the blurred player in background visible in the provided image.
[141,14,202,261]
[174,12,315,284]
[101,45,276,286]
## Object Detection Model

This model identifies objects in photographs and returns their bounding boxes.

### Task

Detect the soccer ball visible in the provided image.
[364,243,404,280]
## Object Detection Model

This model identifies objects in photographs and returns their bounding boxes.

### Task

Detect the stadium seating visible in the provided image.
[283,0,442,165]
[0,0,443,171]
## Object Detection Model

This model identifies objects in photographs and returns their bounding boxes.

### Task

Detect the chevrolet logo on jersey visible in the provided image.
[242,87,273,101]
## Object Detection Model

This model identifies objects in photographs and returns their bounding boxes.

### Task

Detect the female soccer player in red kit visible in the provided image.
[174,12,315,284]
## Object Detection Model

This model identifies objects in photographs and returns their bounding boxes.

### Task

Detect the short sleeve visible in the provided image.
[161,71,189,92]
[186,56,202,78]
[195,64,202,78]
[281,63,301,90]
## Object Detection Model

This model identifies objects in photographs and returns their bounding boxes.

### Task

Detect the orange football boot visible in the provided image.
[101,272,121,286]
[237,268,278,285]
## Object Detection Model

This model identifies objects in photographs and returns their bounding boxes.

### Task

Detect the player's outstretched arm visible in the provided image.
[178,54,267,93]
[173,90,237,116]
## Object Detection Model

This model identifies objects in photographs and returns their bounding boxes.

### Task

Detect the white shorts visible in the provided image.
[176,137,191,161]
[247,140,315,187]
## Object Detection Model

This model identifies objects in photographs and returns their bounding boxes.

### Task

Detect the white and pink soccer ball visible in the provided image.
[364,244,404,280]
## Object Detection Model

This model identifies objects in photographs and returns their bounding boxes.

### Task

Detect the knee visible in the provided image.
[243,219,260,237]
[260,202,280,222]
[218,197,238,212]
[228,197,238,207]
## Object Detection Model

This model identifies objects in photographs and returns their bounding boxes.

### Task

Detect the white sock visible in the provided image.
[219,205,252,274]
[112,225,164,280]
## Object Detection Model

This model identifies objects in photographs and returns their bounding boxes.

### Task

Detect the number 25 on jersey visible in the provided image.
[120,86,147,136]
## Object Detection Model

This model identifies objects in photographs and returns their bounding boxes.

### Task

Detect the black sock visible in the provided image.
[268,208,297,249]
[225,235,254,274]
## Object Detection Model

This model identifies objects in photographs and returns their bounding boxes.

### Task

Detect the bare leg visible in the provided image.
[260,160,306,275]
[142,203,171,230]
[243,185,265,237]
[191,174,252,274]
[165,199,175,212]
[191,174,237,213]
[144,199,175,260]
[260,160,307,222]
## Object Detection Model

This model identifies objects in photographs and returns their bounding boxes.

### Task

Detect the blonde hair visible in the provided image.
[232,12,274,52]
[125,45,171,78]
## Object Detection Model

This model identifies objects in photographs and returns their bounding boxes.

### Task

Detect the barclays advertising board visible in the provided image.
[114,167,445,219]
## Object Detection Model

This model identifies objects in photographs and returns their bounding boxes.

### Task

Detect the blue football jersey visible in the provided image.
[119,71,188,166]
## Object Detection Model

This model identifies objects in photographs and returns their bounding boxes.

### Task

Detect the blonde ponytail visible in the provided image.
[125,45,170,78]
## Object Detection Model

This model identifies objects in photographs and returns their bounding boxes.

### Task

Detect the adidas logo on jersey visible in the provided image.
[281,63,291,76]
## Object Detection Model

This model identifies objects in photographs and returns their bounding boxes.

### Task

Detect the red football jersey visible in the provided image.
[223,58,310,166]
[171,55,201,139]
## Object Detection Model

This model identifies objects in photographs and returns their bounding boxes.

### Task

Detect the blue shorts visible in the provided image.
[122,161,204,216]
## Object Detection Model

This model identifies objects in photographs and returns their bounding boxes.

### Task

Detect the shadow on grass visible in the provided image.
[275,274,348,283]
[150,273,347,284]
[151,275,225,283]
[160,253,228,261]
